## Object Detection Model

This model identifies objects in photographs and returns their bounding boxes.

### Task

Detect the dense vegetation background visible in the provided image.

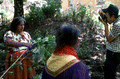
[0,0,120,79]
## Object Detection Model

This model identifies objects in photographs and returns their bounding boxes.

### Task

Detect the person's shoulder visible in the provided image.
[6,30,12,33]
[4,30,13,35]
[23,31,30,35]
[114,16,120,26]
[70,60,89,74]
[72,60,88,69]
[77,60,87,67]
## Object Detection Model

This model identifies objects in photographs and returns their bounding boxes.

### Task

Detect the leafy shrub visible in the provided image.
[25,3,45,28]
[33,73,42,79]
[32,29,43,39]
[0,22,10,43]
[31,34,56,67]
[42,0,61,18]
[66,3,87,23]
[78,40,91,59]
[84,2,94,23]
[58,11,69,22]
[77,4,87,21]
[0,49,7,63]
[0,43,8,74]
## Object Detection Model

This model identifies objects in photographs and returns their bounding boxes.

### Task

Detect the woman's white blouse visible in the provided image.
[4,30,32,52]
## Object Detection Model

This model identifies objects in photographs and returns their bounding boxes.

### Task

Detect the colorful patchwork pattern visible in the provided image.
[45,59,80,77]
[4,30,32,51]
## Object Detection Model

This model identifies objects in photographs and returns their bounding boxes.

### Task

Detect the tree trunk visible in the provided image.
[14,0,24,18]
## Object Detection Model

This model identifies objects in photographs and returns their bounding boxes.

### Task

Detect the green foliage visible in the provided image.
[33,29,43,39]
[0,11,10,25]
[59,11,69,22]
[77,4,87,21]
[0,42,7,49]
[28,67,33,72]
[33,73,42,79]
[32,34,56,79]
[0,0,3,4]
[19,66,23,71]
[0,43,8,61]
[25,0,61,27]
[42,0,61,18]
[9,71,13,75]
[0,49,7,63]
[78,40,91,59]
[0,27,8,41]
[67,3,87,23]
[102,55,106,62]
[41,35,56,65]
[84,3,94,23]
[25,3,45,28]
[31,34,56,68]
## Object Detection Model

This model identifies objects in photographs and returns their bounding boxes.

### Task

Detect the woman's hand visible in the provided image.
[98,9,108,26]
[24,43,33,49]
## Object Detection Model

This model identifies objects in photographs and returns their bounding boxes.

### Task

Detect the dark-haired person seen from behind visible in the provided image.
[3,17,36,79]
[99,4,120,79]
[42,24,90,79]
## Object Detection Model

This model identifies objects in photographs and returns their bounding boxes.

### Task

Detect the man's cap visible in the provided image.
[102,4,119,14]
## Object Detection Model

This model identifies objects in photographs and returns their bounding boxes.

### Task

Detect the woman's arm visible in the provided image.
[5,38,33,49]
[104,24,115,43]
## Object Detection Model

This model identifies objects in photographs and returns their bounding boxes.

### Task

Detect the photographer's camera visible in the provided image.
[98,13,107,22]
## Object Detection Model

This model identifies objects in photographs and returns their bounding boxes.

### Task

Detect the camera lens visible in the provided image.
[98,16,102,21]
[98,14,107,22]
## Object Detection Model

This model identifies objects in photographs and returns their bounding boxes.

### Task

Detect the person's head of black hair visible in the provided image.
[56,24,80,48]
[10,17,26,33]
[102,4,119,19]
[108,12,119,19]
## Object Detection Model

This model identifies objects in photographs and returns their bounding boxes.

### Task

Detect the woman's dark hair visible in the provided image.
[10,17,26,33]
[56,23,80,47]
[108,12,118,18]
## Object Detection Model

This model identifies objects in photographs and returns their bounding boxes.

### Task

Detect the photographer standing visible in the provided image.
[99,4,120,79]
